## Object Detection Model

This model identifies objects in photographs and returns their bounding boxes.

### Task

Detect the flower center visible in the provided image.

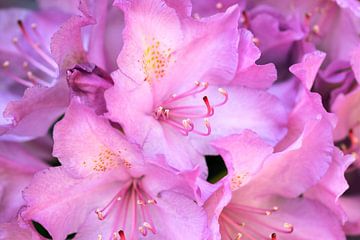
[153,81,228,136]
[220,202,294,240]
[95,179,157,240]
[2,20,58,88]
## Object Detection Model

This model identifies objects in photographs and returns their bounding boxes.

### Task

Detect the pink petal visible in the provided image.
[289,50,326,90]
[211,130,273,190]
[351,46,360,84]
[332,87,360,140]
[305,148,354,223]
[205,86,288,148]
[204,184,232,240]
[340,196,360,235]
[2,82,68,141]
[246,93,335,197]
[22,167,120,240]
[114,0,183,83]
[105,71,206,171]
[0,222,40,240]
[53,100,142,178]
[50,13,94,70]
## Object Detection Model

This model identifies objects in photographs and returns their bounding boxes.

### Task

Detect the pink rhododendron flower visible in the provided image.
[22,101,207,240]
[207,91,346,239]
[106,0,287,172]
[0,0,359,239]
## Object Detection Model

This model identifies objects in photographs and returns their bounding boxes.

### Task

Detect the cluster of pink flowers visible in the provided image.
[0,0,359,239]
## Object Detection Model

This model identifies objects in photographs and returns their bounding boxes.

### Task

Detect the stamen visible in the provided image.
[17,20,58,70]
[95,179,157,239]
[27,71,52,86]
[153,81,226,136]
[221,204,294,240]
[12,38,57,77]
[2,68,34,87]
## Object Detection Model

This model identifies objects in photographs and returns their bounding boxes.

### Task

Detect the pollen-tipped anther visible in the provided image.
[2,61,10,68]
[147,199,157,204]
[216,2,224,9]
[143,222,156,234]
[138,226,147,236]
[283,223,294,233]
[95,209,105,220]
[235,233,243,239]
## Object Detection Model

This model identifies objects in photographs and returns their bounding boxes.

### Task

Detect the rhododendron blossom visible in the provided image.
[0,0,359,239]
